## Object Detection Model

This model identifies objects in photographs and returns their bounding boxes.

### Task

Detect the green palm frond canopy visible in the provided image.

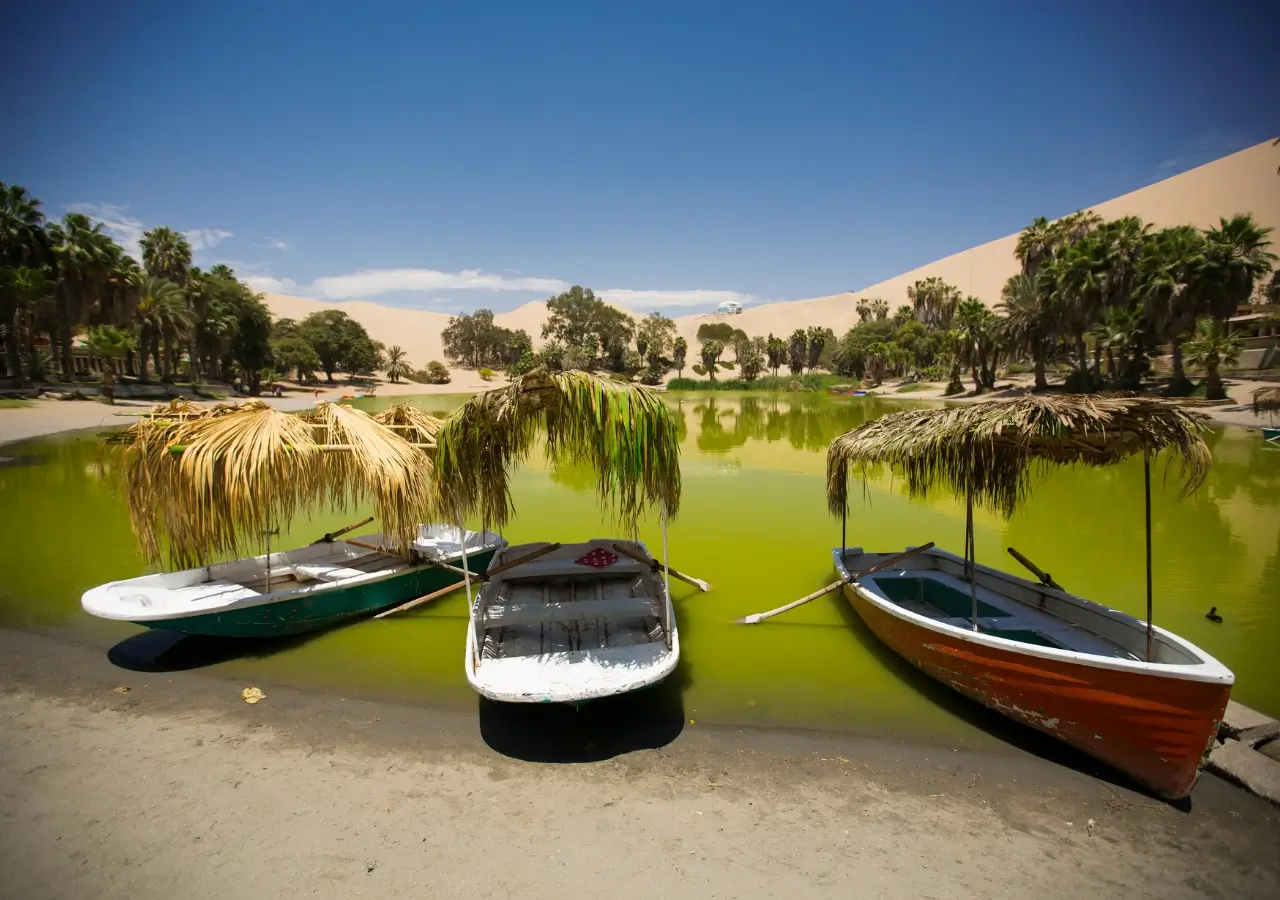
[827,394,1211,520]
[106,400,436,568]
[434,368,682,530]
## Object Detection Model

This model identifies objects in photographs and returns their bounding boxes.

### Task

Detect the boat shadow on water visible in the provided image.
[105,627,324,673]
[828,593,1194,810]
[477,656,689,764]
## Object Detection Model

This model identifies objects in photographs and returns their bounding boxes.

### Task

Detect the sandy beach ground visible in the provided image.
[0,370,496,447]
[2,628,1278,900]
[4,368,1275,448]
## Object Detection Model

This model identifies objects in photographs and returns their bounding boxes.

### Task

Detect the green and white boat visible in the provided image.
[81,525,505,638]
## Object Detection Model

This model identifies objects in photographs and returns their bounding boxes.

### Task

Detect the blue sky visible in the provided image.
[4,0,1275,313]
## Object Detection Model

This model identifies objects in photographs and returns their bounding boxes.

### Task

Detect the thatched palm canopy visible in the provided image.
[106,400,436,567]
[1252,386,1280,414]
[827,394,1211,520]
[433,368,682,530]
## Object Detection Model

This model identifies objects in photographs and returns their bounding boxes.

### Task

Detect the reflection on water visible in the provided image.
[1,392,1278,738]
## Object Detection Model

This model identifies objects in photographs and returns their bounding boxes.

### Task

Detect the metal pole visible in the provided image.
[841,501,847,559]
[661,504,672,650]
[264,529,278,593]
[966,493,978,631]
[1145,454,1153,662]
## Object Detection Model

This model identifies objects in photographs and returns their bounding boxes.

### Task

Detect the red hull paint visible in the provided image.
[844,585,1230,799]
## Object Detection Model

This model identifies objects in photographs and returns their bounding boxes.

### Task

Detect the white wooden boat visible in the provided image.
[82,525,506,637]
[465,539,678,703]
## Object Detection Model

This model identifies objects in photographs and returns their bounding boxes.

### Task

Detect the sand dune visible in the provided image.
[671,139,1280,346]
[263,139,1280,367]
[261,295,556,372]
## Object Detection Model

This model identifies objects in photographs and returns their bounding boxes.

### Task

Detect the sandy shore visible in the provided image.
[2,628,1277,900]
[3,368,1276,449]
[0,370,501,447]
[856,373,1279,431]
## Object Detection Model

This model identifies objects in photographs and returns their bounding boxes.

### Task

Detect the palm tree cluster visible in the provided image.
[1,181,276,392]
[832,210,1275,399]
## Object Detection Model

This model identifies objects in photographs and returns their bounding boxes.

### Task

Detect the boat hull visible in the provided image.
[842,582,1231,799]
[131,549,499,638]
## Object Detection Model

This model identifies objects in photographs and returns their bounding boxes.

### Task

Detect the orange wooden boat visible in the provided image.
[834,544,1233,799]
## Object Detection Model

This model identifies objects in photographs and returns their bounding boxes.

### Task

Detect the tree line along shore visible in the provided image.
[5,178,1277,402]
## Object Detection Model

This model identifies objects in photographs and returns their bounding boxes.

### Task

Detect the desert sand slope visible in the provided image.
[263,293,455,369]
[672,139,1280,345]
[263,140,1279,361]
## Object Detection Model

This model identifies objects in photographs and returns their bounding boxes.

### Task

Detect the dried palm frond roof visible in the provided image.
[434,368,682,529]
[373,402,444,445]
[827,394,1211,520]
[106,400,435,568]
[1252,386,1280,413]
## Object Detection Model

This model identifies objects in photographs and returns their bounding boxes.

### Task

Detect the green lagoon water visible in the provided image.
[2,393,1278,740]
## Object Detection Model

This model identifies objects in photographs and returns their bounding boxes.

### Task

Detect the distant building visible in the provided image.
[716,301,743,315]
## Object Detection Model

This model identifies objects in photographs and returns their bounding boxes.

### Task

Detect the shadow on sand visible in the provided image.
[106,628,318,673]
[827,589,1191,809]
[478,661,687,763]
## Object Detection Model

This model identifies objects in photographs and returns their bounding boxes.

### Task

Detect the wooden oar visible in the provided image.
[345,537,401,555]
[736,542,936,625]
[1006,546,1064,591]
[313,516,375,544]
[373,580,465,618]
[373,543,563,620]
[610,543,710,592]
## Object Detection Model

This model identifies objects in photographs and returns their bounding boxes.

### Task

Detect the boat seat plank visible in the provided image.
[294,564,366,583]
[485,596,656,627]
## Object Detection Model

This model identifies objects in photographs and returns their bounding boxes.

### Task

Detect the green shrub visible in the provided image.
[479,368,495,382]
[667,373,846,392]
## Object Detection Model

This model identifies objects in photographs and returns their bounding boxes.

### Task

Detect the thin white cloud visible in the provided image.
[67,203,146,260]
[258,237,292,252]
[244,274,299,293]
[309,267,570,300]
[599,288,755,310]
[66,202,233,261]
[184,228,234,251]
[1154,130,1254,177]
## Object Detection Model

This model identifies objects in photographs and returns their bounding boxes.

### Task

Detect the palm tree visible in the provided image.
[47,213,115,380]
[672,336,687,377]
[870,298,889,321]
[855,298,872,323]
[996,274,1054,390]
[1091,306,1147,388]
[384,345,411,383]
[787,329,806,376]
[941,329,965,395]
[1015,217,1054,278]
[1202,214,1276,320]
[765,334,785,376]
[955,297,997,392]
[0,182,48,268]
[140,227,193,283]
[907,278,960,329]
[698,339,724,380]
[133,277,189,381]
[0,266,51,384]
[85,325,134,403]
[892,305,915,326]
[1138,225,1209,394]
[1184,320,1244,401]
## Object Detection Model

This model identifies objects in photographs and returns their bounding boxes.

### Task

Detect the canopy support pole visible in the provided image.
[456,511,475,661]
[264,529,278,594]
[966,492,978,631]
[841,500,847,560]
[1144,453,1153,662]
[661,505,672,650]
